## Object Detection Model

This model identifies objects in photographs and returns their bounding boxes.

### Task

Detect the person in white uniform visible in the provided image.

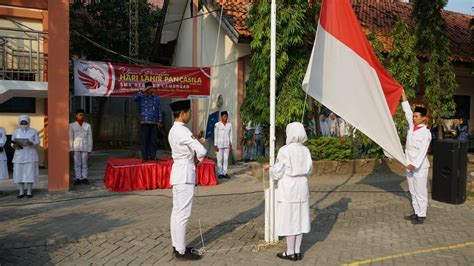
[0,127,8,180]
[168,100,207,261]
[266,122,313,261]
[214,111,232,179]
[11,115,40,198]
[401,90,432,225]
[69,109,93,185]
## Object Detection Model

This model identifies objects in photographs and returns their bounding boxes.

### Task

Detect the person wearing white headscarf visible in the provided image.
[0,127,8,180]
[11,115,39,198]
[269,122,313,261]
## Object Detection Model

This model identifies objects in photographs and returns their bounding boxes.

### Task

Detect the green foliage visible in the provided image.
[413,0,457,130]
[241,0,317,128]
[70,0,161,62]
[306,137,355,161]
[386,19,419,144]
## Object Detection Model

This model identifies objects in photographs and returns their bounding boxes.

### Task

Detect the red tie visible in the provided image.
[413,125,423,132]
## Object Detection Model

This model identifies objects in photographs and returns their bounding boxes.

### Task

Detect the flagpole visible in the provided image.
[268,0,277,243]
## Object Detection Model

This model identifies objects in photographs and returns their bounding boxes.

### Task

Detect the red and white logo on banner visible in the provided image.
[74,60,115,96]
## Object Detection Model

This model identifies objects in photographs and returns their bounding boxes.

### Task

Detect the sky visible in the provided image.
[444,0,472,14]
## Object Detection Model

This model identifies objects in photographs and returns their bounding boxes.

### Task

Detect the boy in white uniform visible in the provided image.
[0,127,8,180]
[69,109,93,185]
[168,100,207,261]
[401,90,432,225]
[214,111,232,179]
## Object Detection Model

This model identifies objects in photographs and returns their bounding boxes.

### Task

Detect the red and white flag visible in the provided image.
[302,0,406,165]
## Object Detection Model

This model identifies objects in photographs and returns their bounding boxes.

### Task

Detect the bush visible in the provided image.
[306,137,355,161]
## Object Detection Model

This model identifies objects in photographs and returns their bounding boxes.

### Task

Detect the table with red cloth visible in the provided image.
[104,158,217,192]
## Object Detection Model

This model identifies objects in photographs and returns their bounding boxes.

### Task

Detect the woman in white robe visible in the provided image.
[269,122,313,261]
[0,127,8,180]
[11,115,39,198]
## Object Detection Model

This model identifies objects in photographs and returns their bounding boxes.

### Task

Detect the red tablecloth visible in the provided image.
[104,158,217,192]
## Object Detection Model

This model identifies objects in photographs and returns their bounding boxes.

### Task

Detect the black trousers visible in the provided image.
[140,123,157,160]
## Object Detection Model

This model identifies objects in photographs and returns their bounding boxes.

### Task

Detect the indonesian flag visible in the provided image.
[302,0,407,166]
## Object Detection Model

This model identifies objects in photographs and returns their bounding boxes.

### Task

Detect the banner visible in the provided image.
[74,60,211,98]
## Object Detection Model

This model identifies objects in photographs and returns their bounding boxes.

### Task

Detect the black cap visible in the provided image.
[170,100,191,112]
[144,81,153,89]
[414,106,427,116]
[76,108,85,114]
[221,111,228,116]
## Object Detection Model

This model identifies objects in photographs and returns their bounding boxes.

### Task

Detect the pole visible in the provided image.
[268,0,277,243]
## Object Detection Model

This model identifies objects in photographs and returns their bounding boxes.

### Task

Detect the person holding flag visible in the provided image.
[401,90,431,225]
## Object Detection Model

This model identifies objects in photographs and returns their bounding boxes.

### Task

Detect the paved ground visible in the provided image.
[0,150,473,265]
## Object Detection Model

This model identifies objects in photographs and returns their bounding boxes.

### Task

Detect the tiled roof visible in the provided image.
[213,0,252,39]
[352,0,473,63]
[212,0,473,62]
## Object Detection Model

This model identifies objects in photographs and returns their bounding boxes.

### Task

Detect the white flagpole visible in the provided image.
[269,0,277,243]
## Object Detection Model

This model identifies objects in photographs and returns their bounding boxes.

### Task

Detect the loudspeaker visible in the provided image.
[432,139,468,204]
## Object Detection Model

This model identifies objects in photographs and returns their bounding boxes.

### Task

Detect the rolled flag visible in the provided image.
[302,0,406,166]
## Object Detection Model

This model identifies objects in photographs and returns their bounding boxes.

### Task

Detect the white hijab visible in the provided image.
[18,115,31,132]
[282,122,312,177]
[286,122,307,145]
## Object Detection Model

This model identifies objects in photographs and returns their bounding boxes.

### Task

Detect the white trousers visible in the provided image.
[406,167,429,217]
[216,148,229,175]
[74,151,89,180]
[170,183,195,253]
[0,160,8,180]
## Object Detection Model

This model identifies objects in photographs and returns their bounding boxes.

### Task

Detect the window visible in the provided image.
[0,97,36,113]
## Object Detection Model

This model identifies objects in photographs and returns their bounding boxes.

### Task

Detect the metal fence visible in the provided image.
[0,27,47,82]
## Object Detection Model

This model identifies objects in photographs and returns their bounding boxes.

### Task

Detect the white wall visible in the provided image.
[172,5,251,157]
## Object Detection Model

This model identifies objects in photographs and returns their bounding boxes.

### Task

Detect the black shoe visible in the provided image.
[218,175,223,179]
[17,194,24,199]
[224,174,231,179]
[175,250,201,260]
[26,194,33,198]
[295,253,302,260]
[412,216,426,224]
[82,179,90,185]
[404,214,418,221]
[173,246,194,255]
[276,252,297,261]
[73,179,81,185]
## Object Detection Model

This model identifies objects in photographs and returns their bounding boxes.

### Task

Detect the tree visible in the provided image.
[241,0,317,129]
[412,0,458,139]
[386,19,419,144]
[70,0,161,62]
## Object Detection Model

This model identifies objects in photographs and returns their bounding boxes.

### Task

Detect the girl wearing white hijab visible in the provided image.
[0,127,8,180]
[269,122,313,261]
[11,115,40,198]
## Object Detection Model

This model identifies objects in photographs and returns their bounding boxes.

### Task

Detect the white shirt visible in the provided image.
[69,122,93,152]
[402,101,431,169]
[270,143,313,202]
[0,128,7,161]
[11,127,40,163]
[214,121,232,149]
[255,123,263,135]
[169,121,207,185]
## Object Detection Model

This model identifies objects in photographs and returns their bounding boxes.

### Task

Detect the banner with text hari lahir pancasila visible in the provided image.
[73,60,211,98]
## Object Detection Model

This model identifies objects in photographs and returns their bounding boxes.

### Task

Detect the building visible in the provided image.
[0,0,70,191]
[0,0,48,168]
[153,0,473,159]
[153,0,252,160]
